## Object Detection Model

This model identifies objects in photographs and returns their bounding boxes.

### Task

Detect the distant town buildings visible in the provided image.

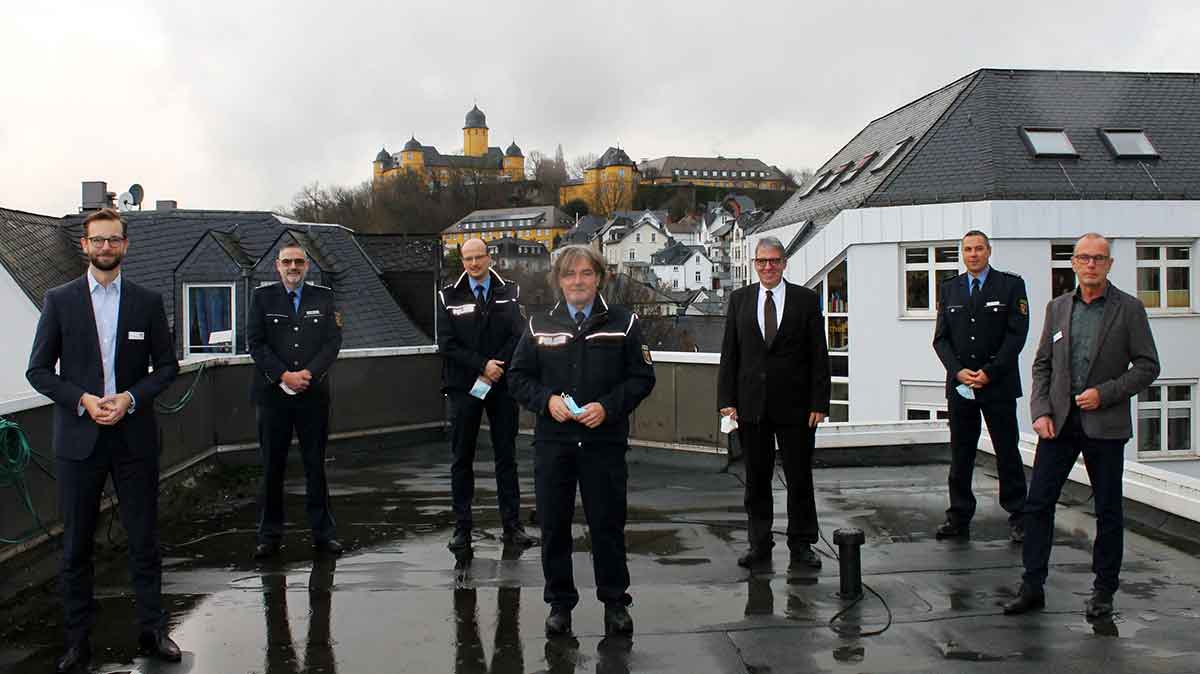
[441,205,572,252]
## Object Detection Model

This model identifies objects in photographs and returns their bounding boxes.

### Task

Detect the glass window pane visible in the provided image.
[1139,386,1162,403]
[188,286,233,354]
[812,281,824,313]
[827,260,848,312]
[829,403,849,423]
[1051,244,1075,261]
[934,246,959,263]
[831,382,849,401]
[1023,129,1078,157]
[828,317,848,352]
[1168,386,1192,402]
[1138,267,1161,308]
[905,247,929,264]
[1051,268,1076,297]
[906,270,930,310]
[907,408,932,420]
[830,355,848,378]
[1139,408,1162,452]
[935,269,957,306]
[1137,246,1160,261]
[1167,246,1190,261]
[1166,267,1190,308]
[1168,408,1191,451]
[935,409,950,420]
[1103,130,1158,158]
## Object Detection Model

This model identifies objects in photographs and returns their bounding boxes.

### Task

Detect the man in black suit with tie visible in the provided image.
[718,236,831,569]
[247,241,344,559]
[26,208,181,672]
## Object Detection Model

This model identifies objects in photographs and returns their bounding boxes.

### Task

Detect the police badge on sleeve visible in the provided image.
[641,345,653,365]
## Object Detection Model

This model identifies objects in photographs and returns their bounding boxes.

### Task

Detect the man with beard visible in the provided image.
[247,240,344,559]
[27,208,181,672]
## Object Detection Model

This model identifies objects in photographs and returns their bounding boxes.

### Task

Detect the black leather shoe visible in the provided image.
[1002,584,1045,615]
[1009,522,1025,544]
[139,630,182,662]
[448,528,471,551]
[1085,590,1114,618]
[935,521,970,540]
[790,545,822,569]
[501,525,539,547]
[737,548,771,568]
[604,603,633,635]
[55,640,90,673]
[314,539,344,556]
[254,542,280,559]
[545,607,572,636]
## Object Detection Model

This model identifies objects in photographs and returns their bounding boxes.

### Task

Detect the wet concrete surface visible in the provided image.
[5,437,1200,672]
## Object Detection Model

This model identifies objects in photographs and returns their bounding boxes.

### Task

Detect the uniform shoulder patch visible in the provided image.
[335,311,344,328]
[642,345,653,365]
[1018,299,1028,316]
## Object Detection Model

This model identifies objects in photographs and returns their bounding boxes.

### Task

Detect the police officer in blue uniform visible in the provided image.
[247,241,344,559]
[508,245,656,638]
[438,237,536,551]
[933,230,1030,542]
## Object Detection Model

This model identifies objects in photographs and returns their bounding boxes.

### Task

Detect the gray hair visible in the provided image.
[548,244,606,296]
[1075,232,1111,254]
[755,236,785,257]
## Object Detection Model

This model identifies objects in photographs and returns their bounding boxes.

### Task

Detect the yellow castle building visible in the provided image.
[373,105,525,186]
[558,147,640,216]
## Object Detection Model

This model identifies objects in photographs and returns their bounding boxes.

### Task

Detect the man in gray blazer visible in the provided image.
[1004,233,1159,619]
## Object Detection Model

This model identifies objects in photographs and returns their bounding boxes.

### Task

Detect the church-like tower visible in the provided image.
[463,105,489,157]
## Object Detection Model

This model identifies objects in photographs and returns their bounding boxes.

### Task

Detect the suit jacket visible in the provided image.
[247,282,343,408]
[26,275,179,460]
[436,269,523,394]
[717,282,831,424]
[932,269,1030,401]
[1030,283,1160,440]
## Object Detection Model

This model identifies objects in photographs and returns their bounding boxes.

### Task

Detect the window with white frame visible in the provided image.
[1136,243,1191,312]
[629,250,636,261]
[810,258,849,421]
[695,270,701,283]
[1138,382,1194,457]
[904,405,950,421]
[1050,242,1076,298]
[903,244,960,313]
[184,283,235,355]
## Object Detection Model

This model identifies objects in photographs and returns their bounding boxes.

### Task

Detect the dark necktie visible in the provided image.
[288,290,297,315]
[763,289,777,346]
[475,285,485,306]
[970,277,981,310]
[574,311,585,327]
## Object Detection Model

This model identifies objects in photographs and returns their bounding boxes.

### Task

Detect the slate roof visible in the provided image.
[559,215,607,245]
[354,233,441,274]
[0,207,84,308]
[651,243,708,266]
[445,205,569,234]
[464,105,487,128]
[486,237,548,257]
[594,147,636,168]
[760,68,1200,246]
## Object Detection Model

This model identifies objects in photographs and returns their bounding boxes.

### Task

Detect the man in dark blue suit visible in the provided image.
[26,208,181,672]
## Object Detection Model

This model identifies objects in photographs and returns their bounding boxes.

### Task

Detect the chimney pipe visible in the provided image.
[156,200,178,212]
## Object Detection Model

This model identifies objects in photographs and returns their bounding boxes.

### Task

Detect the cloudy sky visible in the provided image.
[3,0,1197,216]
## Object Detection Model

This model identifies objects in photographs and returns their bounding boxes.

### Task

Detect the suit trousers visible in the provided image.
[739,419,818,551]
[1022,410,1126,594]
[946,395,1027,525]
[256,403,337,544]
[534,440,630,610]
[447,389,521,531]
[57,427,163,644]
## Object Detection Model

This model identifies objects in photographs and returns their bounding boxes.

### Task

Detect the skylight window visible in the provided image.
[869,137,912,172]
[1020,128,1078,158]
[1100,129,1159,159]
[815,167,845,191]
[799,171,828,198]
[840,151,879,185]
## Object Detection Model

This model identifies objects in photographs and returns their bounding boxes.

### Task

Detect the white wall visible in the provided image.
[0,265,45,403]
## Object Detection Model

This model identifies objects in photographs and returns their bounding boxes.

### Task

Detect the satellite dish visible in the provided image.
[128,184,144,206]
[117,192,136,212]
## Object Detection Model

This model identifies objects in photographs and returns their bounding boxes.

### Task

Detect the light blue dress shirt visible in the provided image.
[83,271,135,415]
[289,283,303,313]
[469,275,491,300]
[967,265,991,294]
[568,300,594,321]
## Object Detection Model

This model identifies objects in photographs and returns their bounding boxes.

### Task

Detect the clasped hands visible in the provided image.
[719,407,825,429]
[956,368,991,389]
[80,392,133,426]
[548,395,606,428]
[280,369,314,392]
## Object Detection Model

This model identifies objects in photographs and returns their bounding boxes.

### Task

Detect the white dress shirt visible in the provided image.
[756,281,787,339]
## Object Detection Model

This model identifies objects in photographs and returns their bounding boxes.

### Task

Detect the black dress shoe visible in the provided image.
[448,528,472,551]
[737,548,771,568]
[935,521,970,540]
[604,603,633,635]
[55,641,90,673]
[790,544,822,569]
[1009,522,1025,544]
[501,525,539,547]
[1085,590,1114,618]
[1002,583,1045,615]
[254,542,280,559]
[314,539,344,556]
[545,607,572,636]
[139,630,183,662]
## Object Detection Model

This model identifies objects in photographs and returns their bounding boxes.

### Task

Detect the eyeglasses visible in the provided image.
[753,257,784,267]
[279,258,307,267]
[1072,254,1110,265]
[86,236,126,247]
[462,254,489,263]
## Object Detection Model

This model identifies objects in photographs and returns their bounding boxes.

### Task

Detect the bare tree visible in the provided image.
[569,153,599,180]
[782,167,814,188]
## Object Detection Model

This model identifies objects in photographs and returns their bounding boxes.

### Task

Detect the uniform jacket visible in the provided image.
[247,282,343,408]
[716,281,831,425]
[26,275,179,460]
[436,269,523,393]
[933,268,1030,401]
[508,295,656,444]
[1031,283,1160,440]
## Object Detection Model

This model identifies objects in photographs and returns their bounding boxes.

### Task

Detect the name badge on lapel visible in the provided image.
[128,331,145,341]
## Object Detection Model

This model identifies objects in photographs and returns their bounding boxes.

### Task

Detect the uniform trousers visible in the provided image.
[946,395,1027,525]
[448,388,521,531]
[256,403,336,544]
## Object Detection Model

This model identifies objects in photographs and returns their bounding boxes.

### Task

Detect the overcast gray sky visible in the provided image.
[3,0,1197,216]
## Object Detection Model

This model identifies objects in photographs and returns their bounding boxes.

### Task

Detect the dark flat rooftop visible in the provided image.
[4,437,1200,673]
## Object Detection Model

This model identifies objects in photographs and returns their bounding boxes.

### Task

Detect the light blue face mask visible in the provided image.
[955,383,976,401]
